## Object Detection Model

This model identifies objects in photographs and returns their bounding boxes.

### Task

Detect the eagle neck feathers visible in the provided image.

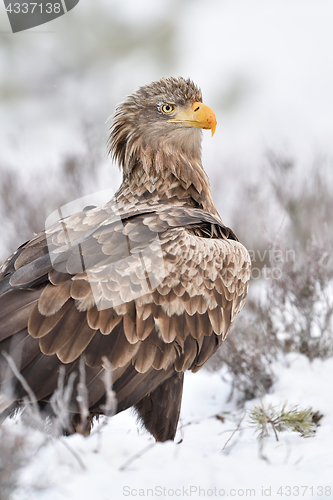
[109,115,219,216]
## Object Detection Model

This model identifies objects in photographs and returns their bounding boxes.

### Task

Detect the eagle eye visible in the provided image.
[160,103,176,114]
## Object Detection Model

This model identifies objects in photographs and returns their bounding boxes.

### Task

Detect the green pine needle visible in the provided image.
[248,401,318,441]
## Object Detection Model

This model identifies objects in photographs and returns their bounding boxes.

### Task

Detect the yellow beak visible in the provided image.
[168,102,217,136]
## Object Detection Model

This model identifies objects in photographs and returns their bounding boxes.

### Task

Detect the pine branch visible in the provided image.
[248,401,318,441]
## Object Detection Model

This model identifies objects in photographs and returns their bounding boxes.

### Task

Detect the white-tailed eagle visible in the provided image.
[0,77,250,441]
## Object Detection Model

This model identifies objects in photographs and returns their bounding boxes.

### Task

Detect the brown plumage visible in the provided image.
[0,77,251,441]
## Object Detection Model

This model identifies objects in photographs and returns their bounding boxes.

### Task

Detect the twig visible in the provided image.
[119,442,156,471]
[58,437,87,471]
[50,367,77,436]
[222,412,245,451]
[101,357,117,417]
[76,357,89,434]
[2,351,39,411]
[2,351,86,470]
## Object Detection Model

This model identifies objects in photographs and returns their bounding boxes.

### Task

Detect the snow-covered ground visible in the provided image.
[6,354,332,500]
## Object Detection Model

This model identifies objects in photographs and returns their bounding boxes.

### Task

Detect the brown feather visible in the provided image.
[174,335,198,372]
[134,372,184,442]
[70,279,92,300]
[152,341,176,370]
[156,309,177,343]
[9,254,52,287]
[19,352,63,401]
[185,312,202,340]
[0,330,41,381]
[86,306,122,334]
[48,268,72,285]
[170,313,189,343]
[83,330,115,367]
[107,324,140,368]
[123,311,138,344]
[38,281,71,316]
[28,300,73,339]
[57,321,96,363]
[192,334,221,373]
[0,289,42,321]
[0,300,38,341]
[136,312,154,341]
[38,309,84,355]
[14,239,48,270]
[134,334,158,373]
[208,307,224,335]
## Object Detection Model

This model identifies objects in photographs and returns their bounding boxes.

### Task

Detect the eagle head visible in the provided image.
[108,77,217,177]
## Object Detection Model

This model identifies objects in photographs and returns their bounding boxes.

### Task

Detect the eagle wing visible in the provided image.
[0,202,250,433]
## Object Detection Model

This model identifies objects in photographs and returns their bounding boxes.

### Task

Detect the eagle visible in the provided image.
[0,77,250,442]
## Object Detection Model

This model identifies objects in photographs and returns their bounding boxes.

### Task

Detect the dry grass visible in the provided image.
[208,152,333,403]
[0,122,112,262]
[0,425,28,500]
[0,353,116,497]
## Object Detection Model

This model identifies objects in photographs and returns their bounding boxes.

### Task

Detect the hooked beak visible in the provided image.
[168,101,217,136]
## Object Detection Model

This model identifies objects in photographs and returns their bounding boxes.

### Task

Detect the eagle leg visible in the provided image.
[70,411,99,437]
[134,371,184,442]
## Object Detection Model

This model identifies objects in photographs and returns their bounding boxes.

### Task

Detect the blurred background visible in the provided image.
[1,0,333,256]
[1,0,333,394]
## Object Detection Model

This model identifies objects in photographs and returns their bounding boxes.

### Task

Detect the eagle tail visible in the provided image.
[134,372,184,442]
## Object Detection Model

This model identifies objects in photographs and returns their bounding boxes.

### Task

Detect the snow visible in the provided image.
[6,355,333,500]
